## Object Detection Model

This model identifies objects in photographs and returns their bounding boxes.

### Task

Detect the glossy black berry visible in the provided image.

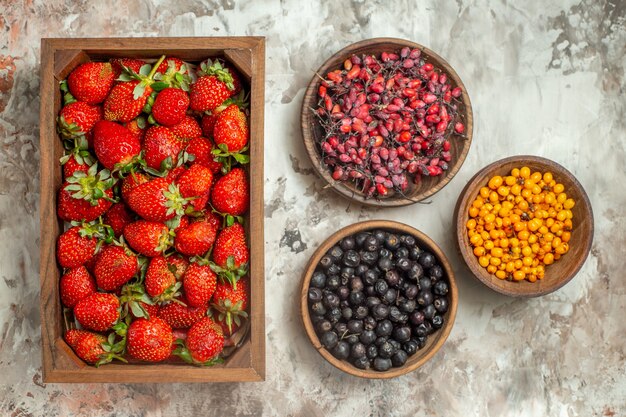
[418,251,435,268]
[375,320,393,337]
[388,306,407,323]
[337,286,350,300]
[404,340,418,355]
[373,357,392,371]
[416,336,427,348]
[418,277,432,291]
[408,263,424,280]
[319,255,333,270]
[366,344,378,359]
[395,247,409,259]
[405,284,418,299]
[331,341,350,360]
[432,280,449,296]
[340,237,355,251]
[363,315,377,330]
[327,263,341,276]
[401,235,416,247]
[311,302,326,316]
[422,304,436,320]
[354,306,369,320]
[365,285,376,297]
[323,292,340,309]
[360,251,378,266]
[392,326,411,342]
[374,279,388,295]
[398,299,417,314]
[378,248,392,259]
[385,270,400,286]
[347,320,363,334]
[434,297,448,313]
[396,258,411,272]
[373,230,386,243]
[328,246,343,262]
[355,264,369,276]
[349,291,365,306]
[316,320,332,333]
[362,268,379,284]
[350,276,364,292]
[417,290,433,306]
[414,323,430,337]
[340,267,355,283]
[341,307,353,320]
[360,329,376,345]
[343,250,360,268]
[409,246,421,260]
[345,334,360,345]
[334,322,348,335]
[326,275,340,290]
[429,265,444,280]
[385,234,400,250]
[363,235,379,252]
[431,315,444,329]
[355,232,370,247]
[350,342,366,359]
[353,357,370,369]
[310,271,326,288]
[308,287,322,303]
[378,341,394,359]
[378,257,392,272]
[372,303,389,320]
[365,296,381,308]
[320,331,338,349]
[383,288,397,304]
[391,350,408,367]
[409,310,425,325]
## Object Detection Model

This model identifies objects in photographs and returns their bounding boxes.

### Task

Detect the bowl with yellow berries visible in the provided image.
[454,155,593,297]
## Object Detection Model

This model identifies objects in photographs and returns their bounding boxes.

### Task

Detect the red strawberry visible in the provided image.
[126,317,173,362]
[151,88,189,126]
[156,57,186,75]
[176,164,213,211]
[64,330,107,364]
[212,223,249,286]
[56,226,97,268]
[57,101,102,142]
[138,301,160,319]
[158,298,206,329]
[174,221,216,257]
[213,104,248,153]
[124,117,147,144]
[171,115,202,140]
[104,80,152,123]
[103,202,135,237]
[167,254,189,280]
[59,266,97,308]
[121,172,149,203]
[165,165,186,182]
[74,292,120,331]
[145,255,178,299]
[143,126,185,171]
[62,154,90,179]
[67,62,115,104]
[126,177,187,223]
[176,316,224,363]
[183,263,217,308]
[201,113,218,138]
[211,168,249,216]
[93,120,141,170]
[123,220,171,257]
[110,58,146,78]
[212,278,249,335]
[185,137,223,174]
[190,59,235,112]
[94,245,138,291]
[57,183,114,222]
[224,66,243,95]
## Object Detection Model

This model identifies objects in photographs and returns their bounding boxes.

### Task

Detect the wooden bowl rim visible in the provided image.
[300,220,458,379]
[454,155,594,297]
[300,37,473,207]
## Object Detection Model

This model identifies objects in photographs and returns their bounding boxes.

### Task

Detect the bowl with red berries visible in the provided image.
[301,38,473,206]
[39,37,265,383]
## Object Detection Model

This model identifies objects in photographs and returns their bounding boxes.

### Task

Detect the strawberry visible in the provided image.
[126,317,173,362]
[123,220,171,257]
[213,104,248,153]
[189,59,235,112]
[212,223,249,286]
[57,183,114,222]
[139,301,160,319]
[119,282,157,319]
[167,254,189,280]
[158,298,206,329]
[67,62,115,105]
[56,226,97,268]
[155,57,186,75]
[124,117,147,144]
[103,80,151,123]
[174,221,216,257]
[175,316,224,364]
[74,292,120,331]
[201,113,218,138]
[143,126,185,171]
[185,136,223,174]
[64,330,108,364]
[211,278,249,335]
[126,177,187,223]
[92,120,141,170]
[211,168,249,216]
[59,266,97,308]
[176,164,213,211]
[121,172,149,203]
[61,162,116,204]
[164,165,186,182]
[103,202,135,237]
[57,101,102,142]
[151,88,189,126]
[94,245,138,291]
[203,212,222,232]
[145,255,179,299]
[62,154,91,179]
[110,58,146,78]
[225,66,243,95]
[183,263,217,308]
[171,115,202,140]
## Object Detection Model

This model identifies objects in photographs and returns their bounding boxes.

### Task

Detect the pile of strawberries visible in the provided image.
[56,55,251,366]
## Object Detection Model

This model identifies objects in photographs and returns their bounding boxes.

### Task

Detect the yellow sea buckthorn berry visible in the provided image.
[531,172,542,183]
[556,243,569,254]
[497,186,510,197]
[517,230,529,241]
[490,257,502,266]
[513,270,526,281]
[521,189,532,200]
[472,199,484,209]
[543,233,554,242]
[556,211,568,221]
[557,193,567,204]
[502,216,511,227]
[484,240,494,250]
[470,234,483,246]
[484,223,494,231]
[543,172,553,183]
[479,208,490,218]
[542,243,552,253]
[544,253,554,265]
[484,213,496,224]
[522,266,531,274]
[532,194,543,204]
[531,243,540,253]
[466,219,477,229]
[509,237,519,247]
[544,193,556,205]
[479,187,490,198]
[553,183,565,194]
[500,238,509,248]
[564,198,575,209]
[481,231,490,240]
[503,176,515,186]
[551,237,562,248]
[514,259,523,269]
[520,167,530,179]
[524,179,535,190]
[545,218,555,228]
[487,265,497,274]
[532,184,542,195]
[511,168,520,178]
[479,256,490,267]
[489,191,499,203]
[521,246,532,257]
[474,246,486,257]
[518,200,529,211]
[561,231,571,242]
[495,217,503,228]
[488,175,503,190]
[522,256,533,267]
[566,210,573,220]
[528,219,540,232]
[564,219,573,229]
[490,247,504,258]
[539,225,549,235]
[469,206,479,217]
[554,253,561,261]
[505,261,515,272]
[510,184,522,195]
[527,274,537,282]
[495,270,507,279]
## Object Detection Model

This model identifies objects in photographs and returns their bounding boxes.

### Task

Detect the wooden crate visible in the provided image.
[39,37,265,383]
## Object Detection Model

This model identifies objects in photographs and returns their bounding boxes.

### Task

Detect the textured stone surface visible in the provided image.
[0,0,624,415]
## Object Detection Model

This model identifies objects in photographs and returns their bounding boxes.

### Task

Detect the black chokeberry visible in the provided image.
[337,286,350,300]
[366,344,378,359]
[365,296,381,308]
[308,287,322,303]
[360,329,376,345]
[350,342,366,359]
[329,246,343,262]
[429,265,444,280]
[431,315,444,329]
[422,304,436,320]
[310,271,326,288]
[392,326,411,342]
[343,250,360,268]
[323,292,340,309]
[349,291,365,306]
[360,251,378,266]
[385,270,400,286]
[319,255,333,270]
[320,331,338,349]
[347,319,364,334]
[340,237,356,251]
[326,274,340,290]
[372,303,389,320]
[408,263,424,280]
[418,251,435,268]
[375,319,393,337]
[385,233,400,250]
[396,258,411,272]
[341,307,353,320]
[316,320,332,333]
[417,290,433,306]
[363,235,379,252]
[331,341,350,360]
[354,306,369,319]
[374,279,388,295]
[353,357,370,369]
[434,297,448,313]
[373,357,392,371]
[432,280,449,296]
[405,284,418,299]
[391,350,408,367]
[311,302,326,316]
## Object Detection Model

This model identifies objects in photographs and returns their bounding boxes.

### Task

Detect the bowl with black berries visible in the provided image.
[300,220,458,378]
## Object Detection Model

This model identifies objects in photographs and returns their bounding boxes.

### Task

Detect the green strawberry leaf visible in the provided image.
[233,153,250,164]
[151,81,169,92]
[139,64,152,77]
[226,215,234,227]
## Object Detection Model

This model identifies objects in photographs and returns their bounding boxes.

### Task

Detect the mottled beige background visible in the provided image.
[0,0,624,416]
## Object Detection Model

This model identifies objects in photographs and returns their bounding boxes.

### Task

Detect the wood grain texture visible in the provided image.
[39,37,265,383]
[454,155,594,297]
[301,38,473,207]
[300,220,458,379]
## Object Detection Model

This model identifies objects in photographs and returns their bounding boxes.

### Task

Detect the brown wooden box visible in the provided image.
[39,37,265,383]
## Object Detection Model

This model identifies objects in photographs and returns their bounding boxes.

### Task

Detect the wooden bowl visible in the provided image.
[454,156,594,297]
[301,38,473,207]
[300,220,458,378]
